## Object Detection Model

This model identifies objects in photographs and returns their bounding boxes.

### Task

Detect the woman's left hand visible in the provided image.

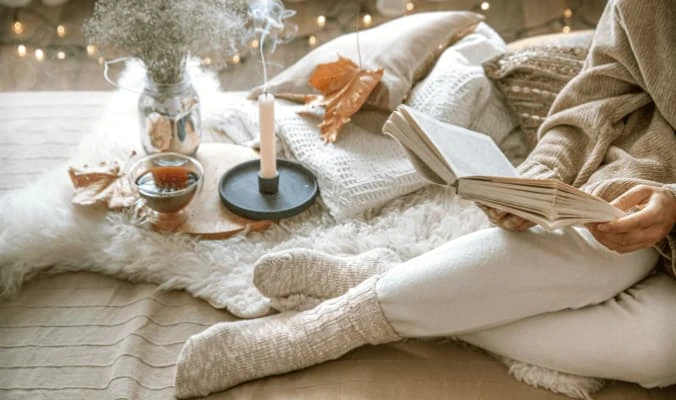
[587,184,676,253]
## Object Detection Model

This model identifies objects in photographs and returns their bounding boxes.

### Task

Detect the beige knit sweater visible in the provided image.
[516,0,676,277]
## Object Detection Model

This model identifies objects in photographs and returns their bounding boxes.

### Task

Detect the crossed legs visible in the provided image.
[175,226,674,398]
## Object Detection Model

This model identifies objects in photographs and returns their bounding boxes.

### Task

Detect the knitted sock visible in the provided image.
[174,276,401,398]
[253,247,401,303]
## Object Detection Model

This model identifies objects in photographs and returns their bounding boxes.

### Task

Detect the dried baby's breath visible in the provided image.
[84,0,250,84]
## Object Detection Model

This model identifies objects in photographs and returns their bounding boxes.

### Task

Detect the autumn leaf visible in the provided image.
[68,152,138,209]
[307,55,383,143]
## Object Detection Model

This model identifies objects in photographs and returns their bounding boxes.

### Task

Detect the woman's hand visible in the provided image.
[477,204,536,232]
[587,184,676,253]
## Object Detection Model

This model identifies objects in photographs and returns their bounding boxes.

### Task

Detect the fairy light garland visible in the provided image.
[2,1,596,65]
[2,6,93,62]
[316,15,326,28]
[305,1,594,50]
[56,24,66,37]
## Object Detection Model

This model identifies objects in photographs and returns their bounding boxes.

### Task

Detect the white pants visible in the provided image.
[376,226,676,388]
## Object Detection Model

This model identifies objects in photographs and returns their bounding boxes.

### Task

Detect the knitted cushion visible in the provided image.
[482,46,589,150]
[406,23,517,146]
[275,103,426,220]
[249,11,483,111]
[506,30,594,51]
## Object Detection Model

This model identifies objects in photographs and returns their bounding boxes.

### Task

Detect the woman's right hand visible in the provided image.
[477,204,535,232]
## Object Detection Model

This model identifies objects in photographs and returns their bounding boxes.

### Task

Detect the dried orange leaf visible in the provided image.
[309,56,361,95]
[68,152,138,209]
[307,55,383,143]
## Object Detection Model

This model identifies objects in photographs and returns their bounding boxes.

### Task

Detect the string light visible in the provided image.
[12,21,24,35]
[97,56,104,65]
[3,3,596,65]
[316,15,326,28]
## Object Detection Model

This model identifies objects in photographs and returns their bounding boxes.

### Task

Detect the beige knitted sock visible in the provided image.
[174,276,401,398]
[253,247,401,302]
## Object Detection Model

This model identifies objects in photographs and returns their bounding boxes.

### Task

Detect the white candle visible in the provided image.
[258,93,277,179]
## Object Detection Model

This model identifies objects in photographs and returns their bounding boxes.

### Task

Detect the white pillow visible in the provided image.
[249,11,483,111]
[405,23,517,145]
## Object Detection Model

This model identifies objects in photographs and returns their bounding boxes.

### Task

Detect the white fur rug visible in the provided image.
[0,63,604,399]
[0,63,492,318]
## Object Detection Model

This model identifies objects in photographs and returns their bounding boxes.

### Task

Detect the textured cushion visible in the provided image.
[406,23,517,145]
[274,103,425,220]
[507,30,594,51]
[249,11,483,111]
[482,45,589,150]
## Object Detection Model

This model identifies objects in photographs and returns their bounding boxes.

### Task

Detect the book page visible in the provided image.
[399,105,518,179]
[458,177,625,229]
[383,114,451,185]
[467,176,624,217]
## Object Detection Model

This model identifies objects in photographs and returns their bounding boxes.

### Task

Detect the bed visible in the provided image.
[2,17,675,400]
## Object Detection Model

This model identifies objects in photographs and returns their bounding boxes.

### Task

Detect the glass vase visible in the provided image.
[138,72,202,156]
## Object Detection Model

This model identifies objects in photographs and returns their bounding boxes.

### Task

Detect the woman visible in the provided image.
[174,1,676,398]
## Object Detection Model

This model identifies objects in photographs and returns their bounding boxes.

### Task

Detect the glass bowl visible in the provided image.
[128,152,204,230]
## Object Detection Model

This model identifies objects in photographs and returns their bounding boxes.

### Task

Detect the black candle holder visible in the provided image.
[218,159,318,220]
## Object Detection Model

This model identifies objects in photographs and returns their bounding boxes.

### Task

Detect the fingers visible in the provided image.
[599,202,657,233]
[599,186,674,233]
[588,185,676,253]
[501,215,535,231]
[477,204,535,231]
[478,204,506,221]
[588,223,665,253]
[610,184,653,211]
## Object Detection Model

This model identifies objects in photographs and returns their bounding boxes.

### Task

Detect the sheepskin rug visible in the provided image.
[0,63,604,399]
[0,63,491,318]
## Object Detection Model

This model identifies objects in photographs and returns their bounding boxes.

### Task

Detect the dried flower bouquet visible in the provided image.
[84,0,250,84]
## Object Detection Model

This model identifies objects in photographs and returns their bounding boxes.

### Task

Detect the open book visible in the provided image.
[383,105,624,230]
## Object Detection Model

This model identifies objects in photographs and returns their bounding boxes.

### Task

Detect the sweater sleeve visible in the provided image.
[517,0,653,184]
[665,184,676,201]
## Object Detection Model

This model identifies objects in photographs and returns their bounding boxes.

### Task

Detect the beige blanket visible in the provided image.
[3,271,674,400]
